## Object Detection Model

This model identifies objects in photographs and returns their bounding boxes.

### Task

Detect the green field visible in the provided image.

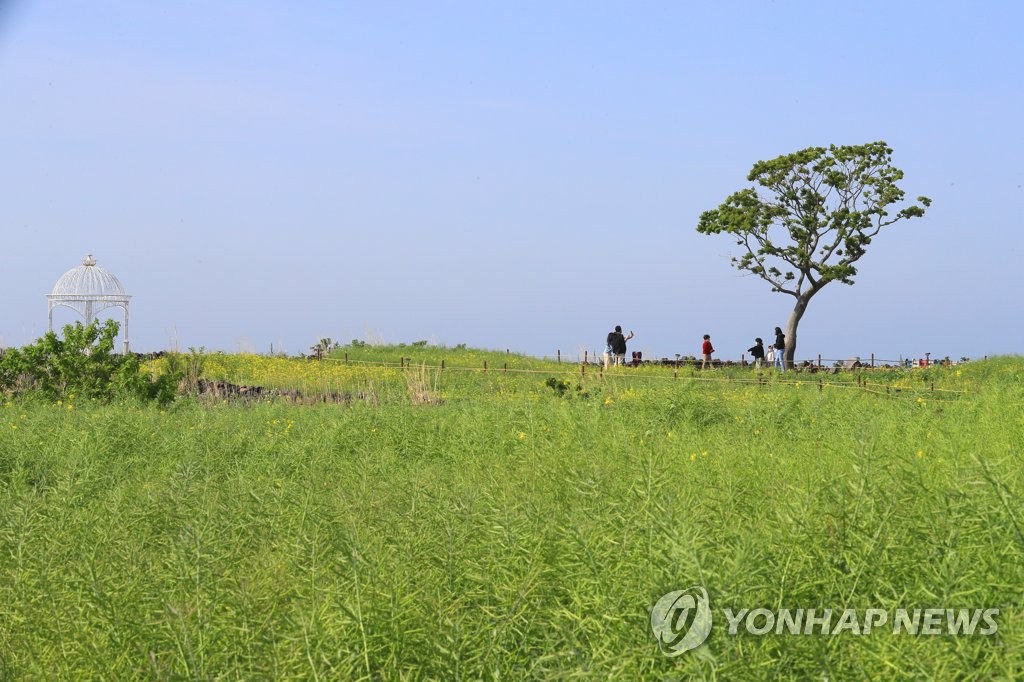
[1,349,1022,679]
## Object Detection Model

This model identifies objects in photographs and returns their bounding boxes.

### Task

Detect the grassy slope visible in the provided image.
[0,356,1021,679]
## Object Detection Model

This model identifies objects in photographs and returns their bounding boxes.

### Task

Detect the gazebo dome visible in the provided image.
[47,254,132,353]
[51,254,128,299]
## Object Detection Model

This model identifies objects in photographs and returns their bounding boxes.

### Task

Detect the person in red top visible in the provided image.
[701,334,715,370]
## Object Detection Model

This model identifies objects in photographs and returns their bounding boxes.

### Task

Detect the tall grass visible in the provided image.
[0,358,1020,678]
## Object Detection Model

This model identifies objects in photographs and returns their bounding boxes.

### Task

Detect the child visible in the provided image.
[747,338,765,368]
[701,334,715,370]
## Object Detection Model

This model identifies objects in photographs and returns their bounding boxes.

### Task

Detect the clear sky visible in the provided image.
[2,0,1021,362]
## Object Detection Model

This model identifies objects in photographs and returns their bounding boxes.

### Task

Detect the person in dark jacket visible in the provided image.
[748,338,765,368]
[605,325,634,367]
[773,326,786,371]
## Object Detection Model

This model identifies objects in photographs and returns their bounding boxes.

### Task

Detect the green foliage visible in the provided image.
[0,321,179,404]
[158,348,206,396]
[697,141,930,296]
[544,376,590,398]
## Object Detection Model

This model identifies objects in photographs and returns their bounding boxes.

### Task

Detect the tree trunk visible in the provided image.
[784,293,813,369]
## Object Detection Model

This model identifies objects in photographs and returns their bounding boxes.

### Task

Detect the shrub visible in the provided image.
[0,320,179,404]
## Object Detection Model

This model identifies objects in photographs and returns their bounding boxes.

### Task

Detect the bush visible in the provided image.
[0,320,179,404]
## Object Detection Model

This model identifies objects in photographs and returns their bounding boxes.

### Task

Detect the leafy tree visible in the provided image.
[696,141,930,367]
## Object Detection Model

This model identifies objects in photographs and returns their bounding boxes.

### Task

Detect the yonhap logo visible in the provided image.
[651,587,1000,657]
[650,586,712,656]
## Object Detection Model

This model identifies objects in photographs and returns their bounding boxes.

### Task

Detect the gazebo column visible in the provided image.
[122,305,130,354]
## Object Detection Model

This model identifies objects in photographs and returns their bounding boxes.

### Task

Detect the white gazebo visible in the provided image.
[47,254,131,353]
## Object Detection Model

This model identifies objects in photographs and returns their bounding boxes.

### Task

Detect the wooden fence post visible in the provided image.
[557,349,561,364]
[483,360,487,372]
[871,353,875,368]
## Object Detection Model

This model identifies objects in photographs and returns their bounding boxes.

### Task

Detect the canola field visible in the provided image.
[0,348,1021,679]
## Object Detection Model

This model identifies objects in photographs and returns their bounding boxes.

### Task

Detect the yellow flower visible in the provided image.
[690,453,696,461]
[701,451,708,458]
[517,432,526,441]
[916,450,923,458]
[604,396,614,405]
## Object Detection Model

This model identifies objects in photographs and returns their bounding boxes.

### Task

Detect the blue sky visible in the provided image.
[2,1,1021,362]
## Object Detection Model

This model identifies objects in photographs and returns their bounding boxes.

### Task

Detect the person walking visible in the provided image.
[606,325,634,367]
[747,338,765,369]
[701,334,715,370]
[773,326,786,371]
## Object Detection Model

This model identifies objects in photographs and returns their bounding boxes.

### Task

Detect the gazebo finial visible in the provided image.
[83,254,97,266]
